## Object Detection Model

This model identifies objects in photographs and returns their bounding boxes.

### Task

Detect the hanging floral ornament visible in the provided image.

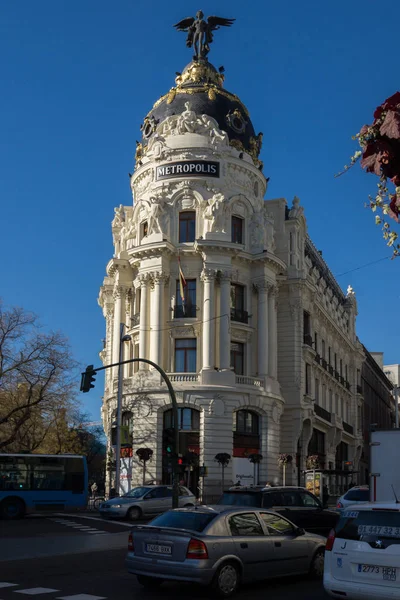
[337,92,400,257]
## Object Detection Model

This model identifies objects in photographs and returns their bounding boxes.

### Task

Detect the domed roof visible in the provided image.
[140,59,262,164]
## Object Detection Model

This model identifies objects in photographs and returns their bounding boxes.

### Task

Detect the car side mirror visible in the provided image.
[295,527,306,537]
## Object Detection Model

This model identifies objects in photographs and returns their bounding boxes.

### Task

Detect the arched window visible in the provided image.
[163,408,200,431]
[122,411,133,435]
[233,410,260,459]
[234,410,259,435]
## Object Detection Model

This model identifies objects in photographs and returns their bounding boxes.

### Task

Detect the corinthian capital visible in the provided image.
[217,270,232,283]
[201,268,217,282]
[137,273,151,286]
[253,278,271,293]
[151,271,169,285]
[113,285,128,300]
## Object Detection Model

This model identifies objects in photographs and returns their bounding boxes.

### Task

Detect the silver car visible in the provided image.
[125,505,326,597]
[99,485,196,521]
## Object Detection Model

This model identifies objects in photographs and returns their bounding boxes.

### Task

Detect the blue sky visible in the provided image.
[1,1,399,420]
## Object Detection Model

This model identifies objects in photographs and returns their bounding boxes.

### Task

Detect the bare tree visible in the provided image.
[0,300,78,451]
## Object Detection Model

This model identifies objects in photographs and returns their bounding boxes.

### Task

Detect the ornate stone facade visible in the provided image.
[98,57,366,500]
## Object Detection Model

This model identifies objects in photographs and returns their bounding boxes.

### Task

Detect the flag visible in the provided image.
[178,256,187,309]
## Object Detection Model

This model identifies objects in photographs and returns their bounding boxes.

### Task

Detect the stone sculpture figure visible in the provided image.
[174,11,235,60]
[147,197,165,235]
[177,102,198,134]
[206,192,227,232]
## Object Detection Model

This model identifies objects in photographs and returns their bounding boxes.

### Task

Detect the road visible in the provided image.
[0,514,329,600]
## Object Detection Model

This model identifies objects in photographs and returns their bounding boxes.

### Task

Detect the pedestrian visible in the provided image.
[265,481,272,488]
[91,482,98,497]
[323,484,330,507]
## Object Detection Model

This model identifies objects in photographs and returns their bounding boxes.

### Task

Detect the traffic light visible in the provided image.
[163,428,175,455]
[178,457,183,466]
[80,365,96,393]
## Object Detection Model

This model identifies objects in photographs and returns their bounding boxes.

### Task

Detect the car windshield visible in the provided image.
[336,509,400,541]
[217,492,262,507]
[344,489,369,502]
[122,487,151,498]
[150,511,217,532]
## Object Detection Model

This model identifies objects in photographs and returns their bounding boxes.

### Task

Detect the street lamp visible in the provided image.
[115,325,131,496]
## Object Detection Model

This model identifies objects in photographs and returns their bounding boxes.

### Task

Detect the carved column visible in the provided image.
[112,286,126,377]
[268,284,278,378]
[201,269,215,370]
[105,305,114,385]
[256,280,269,377]
[139,275,150,369]
[150,273,166,369]
[219,272,231,370]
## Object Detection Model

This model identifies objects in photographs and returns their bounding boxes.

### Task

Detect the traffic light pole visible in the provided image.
[81,356,180,509]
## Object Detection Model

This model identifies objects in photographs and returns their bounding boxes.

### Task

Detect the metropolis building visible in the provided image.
[98,24,365,499]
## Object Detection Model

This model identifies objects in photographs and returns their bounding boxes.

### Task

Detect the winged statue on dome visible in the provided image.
[173,11,235,60]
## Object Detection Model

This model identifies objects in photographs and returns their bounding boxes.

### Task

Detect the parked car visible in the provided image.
[126,506,326,597]
[336,486,370,512]
[324,502,400,599]
[99,485,196,520]
[217,486,339,536]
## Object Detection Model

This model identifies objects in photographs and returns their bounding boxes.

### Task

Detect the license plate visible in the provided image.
[358,564,397,581]
[145,543,172,555]
[358,525,400,538]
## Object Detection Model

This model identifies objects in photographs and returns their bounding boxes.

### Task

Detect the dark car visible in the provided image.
[217,486,339,536]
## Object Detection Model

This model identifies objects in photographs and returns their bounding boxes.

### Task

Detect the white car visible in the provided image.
[324,501,400,599]
[336,486,370,512]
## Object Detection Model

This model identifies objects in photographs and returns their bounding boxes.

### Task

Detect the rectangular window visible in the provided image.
[340,359,343,376]
[345,364,348,381]
[334,353,337,370]
[329,389,333,413]
[321,340,326,359]
[133,343,139,373]
[231,216,243,244]
[231,342,244,375]
[315,379,319,403]
[179,212,196,243]
[305,363,311,395]
[335,393,339,414]
[322,384,327,409]
[328,346,331,365]
[175,279,196,318]
[128,342,134,377]
[314,332,318,353]
[174,339,197,372]
[230,284,247,323]
[303,311,311,335]
[141,221,148,239]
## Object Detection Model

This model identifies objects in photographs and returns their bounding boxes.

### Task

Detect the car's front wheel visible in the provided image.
[127,506,142,521]
[212,561,240,597]
[136,575,163,588]
[309,548,325,579]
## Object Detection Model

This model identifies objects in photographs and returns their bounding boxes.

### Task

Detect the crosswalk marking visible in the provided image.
[15,588,59,595]
[0,583,17,589]
[56,595,107,600]
[48,519,106,534]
